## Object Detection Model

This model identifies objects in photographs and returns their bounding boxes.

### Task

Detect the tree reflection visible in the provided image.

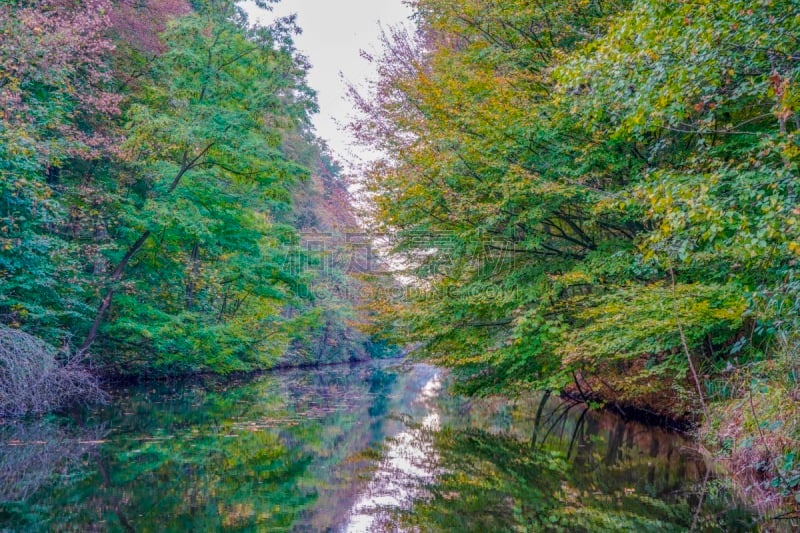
[0,421,105,504]
[0,362,415,530]
[0,366,758,531]
[396,392,757,532]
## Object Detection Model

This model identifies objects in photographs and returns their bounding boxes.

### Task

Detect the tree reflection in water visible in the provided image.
[0,363,759,531]
[0,421,106,504]
[388,389,758,532]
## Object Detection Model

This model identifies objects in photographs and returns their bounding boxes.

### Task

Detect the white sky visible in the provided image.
[242,0,413,168]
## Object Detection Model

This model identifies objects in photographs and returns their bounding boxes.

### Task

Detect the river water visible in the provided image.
[0,360,758,531]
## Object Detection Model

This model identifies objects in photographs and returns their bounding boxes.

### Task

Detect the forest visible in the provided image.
[0,0,381,396]
[1,0,799,527]
[353,0,800,509]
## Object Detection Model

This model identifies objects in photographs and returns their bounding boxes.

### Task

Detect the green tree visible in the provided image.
[81,3,319,373]
[0,0,120,345]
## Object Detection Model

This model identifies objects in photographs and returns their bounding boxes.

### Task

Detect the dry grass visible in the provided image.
[0,325,107,418]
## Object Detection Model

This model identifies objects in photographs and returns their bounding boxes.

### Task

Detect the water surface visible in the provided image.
[0,361,756,531]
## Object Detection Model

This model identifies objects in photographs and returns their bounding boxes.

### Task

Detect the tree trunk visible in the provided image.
[78,230,151,356]
[185,242,200,310]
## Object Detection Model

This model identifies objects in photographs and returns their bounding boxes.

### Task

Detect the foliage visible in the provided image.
[0,0,372,381]
[89,3,317,373]
[355,1,797,390]
[277,133,385,366]
[355,0,800,506]
[354,0,660,398]
[0,0,120,344]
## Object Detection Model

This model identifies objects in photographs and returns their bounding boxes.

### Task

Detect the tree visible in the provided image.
[81,2,319,373]
[0,0,120,344]
[354,0,794,411]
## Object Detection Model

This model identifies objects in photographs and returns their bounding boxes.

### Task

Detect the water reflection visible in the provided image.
[345,371,442,531]
[394,391,758,532]
[0,362,759,531]
[0,421,106,504]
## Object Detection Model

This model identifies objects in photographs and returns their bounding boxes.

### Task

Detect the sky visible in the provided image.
[242,0,413,168]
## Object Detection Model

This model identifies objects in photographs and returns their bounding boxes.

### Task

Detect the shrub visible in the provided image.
[0,326,106,418]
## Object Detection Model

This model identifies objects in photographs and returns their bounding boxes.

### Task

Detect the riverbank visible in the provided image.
[561,356,800,521]
[96,354,402,387]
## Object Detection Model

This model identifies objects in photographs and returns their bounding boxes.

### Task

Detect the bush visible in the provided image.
[0,326,106,418]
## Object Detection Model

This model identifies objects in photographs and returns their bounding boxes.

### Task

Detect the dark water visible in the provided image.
[0,361,758,531]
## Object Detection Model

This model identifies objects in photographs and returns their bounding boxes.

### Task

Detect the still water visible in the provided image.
[1,361,757,531]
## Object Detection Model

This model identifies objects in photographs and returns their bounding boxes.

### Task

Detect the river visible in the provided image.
[0,360,758,531]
